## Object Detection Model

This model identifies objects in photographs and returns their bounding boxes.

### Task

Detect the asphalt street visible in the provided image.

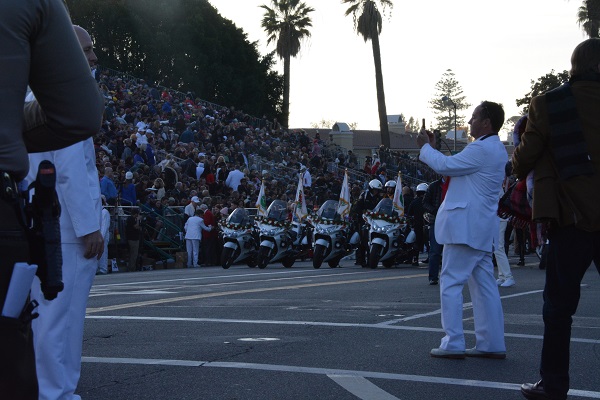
[78,253,600,400]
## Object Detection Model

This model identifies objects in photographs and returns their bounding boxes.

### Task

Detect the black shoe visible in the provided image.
[421,258,429,263]
[429,279,438,285]
[412,261,419,266]
[517,260,525,266]
[520,381,566,400]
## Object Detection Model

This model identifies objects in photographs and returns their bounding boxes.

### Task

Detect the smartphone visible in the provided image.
[421,118,426,130]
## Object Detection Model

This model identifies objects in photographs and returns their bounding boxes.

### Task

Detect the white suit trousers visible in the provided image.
[494,219,513,280]
[438,244,506,352]
[186,239,200,267]
[31,240,97,400]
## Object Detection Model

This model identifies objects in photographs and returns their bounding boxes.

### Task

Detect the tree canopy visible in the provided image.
[66,0,283,120]
[515,69,569,114]
[343,0,393,149]
[577,0,600,38]
[429,69,470,134]
[261,0,315,129]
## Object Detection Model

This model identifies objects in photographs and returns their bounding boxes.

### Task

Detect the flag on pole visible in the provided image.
[255,180,267,217]
[337,170,351,219]
[392,172,404,217]
[294,173,308,221]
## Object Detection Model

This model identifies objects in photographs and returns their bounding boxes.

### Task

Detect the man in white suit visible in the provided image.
[416,101,508,360]
[27,25,104,400]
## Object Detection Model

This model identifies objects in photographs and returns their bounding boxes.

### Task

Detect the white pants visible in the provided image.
[494,219,513,280]
[438,244,506,352]
[31,240,97,400]
[97,239,109,274]
[186,239,200,267]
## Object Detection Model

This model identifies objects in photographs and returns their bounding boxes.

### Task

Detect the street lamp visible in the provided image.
[442,96,457,152]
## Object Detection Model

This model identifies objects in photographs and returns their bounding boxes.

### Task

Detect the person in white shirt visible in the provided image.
[28,25,105,400]
[225,165,245,191]
[301,165,311,188]
[184,196,200,219]
[184,209,212,267]
[97,196,112,275]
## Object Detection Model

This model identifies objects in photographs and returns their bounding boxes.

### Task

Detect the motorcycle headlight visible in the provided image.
[260,227,284,236]
[316,225,338,235]
[225,230,243,238]
[373,224,395,234]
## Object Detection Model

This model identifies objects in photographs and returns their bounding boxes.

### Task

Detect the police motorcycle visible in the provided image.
[256,200,307,269]
[219,207,258,269]
[363,197,406,269]
[311,200,352,269]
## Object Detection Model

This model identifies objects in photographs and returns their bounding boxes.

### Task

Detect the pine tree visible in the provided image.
[429,69,470,135]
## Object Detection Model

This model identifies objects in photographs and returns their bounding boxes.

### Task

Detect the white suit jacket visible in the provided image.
[419,135,507,252]
[27,137,102,243]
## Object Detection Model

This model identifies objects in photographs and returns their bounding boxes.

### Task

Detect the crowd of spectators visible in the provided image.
[92,67,438,261]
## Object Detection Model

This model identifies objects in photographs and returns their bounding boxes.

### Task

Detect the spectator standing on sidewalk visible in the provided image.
[184,209,212,267]
[126,208,142,271]
[516,38,600,400]
[423,177,446,285]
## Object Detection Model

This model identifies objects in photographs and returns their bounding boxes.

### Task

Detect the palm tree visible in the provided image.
[343,0,393,148]
[577,0,600,38]
[261,0,314,129]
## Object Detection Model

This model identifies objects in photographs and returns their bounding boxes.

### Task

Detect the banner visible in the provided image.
[255,180,267,217]
[392,172,404,217]
[294,174,308,221]
[337,170,351,219]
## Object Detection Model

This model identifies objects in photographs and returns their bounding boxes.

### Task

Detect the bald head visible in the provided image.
[73,25,97,70]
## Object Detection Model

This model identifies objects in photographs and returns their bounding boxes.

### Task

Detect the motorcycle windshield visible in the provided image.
[373,198,395,217]
[226,208,250,225]
[266,200,288,222]
[317,200,340,221]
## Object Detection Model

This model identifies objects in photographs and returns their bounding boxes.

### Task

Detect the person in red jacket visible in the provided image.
[200,204,218,266]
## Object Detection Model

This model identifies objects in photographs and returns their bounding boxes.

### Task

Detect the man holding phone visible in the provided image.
[416,102,508,359]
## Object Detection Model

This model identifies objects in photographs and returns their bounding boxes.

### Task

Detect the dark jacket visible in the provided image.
[423,179,443,221]
[512,80,600,231]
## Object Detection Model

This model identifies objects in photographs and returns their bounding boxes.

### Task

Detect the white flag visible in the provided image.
[255,180,267,217]
[337,170,351,219]
[392,173,404,217]
[294,174,308,221]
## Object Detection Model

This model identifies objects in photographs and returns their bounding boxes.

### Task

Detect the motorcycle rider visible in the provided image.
[384,180,396,199]
[350,179,383,266]
[407,183,429,266]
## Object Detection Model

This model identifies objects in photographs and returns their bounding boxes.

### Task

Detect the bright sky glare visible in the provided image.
[208,0,585,136]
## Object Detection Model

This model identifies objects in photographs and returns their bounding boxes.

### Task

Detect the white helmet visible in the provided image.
[416,183,429,193]
[369,179,383,190]
[384,180,397,188]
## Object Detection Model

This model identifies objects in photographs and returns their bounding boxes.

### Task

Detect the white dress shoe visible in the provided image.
[500,277,515,287]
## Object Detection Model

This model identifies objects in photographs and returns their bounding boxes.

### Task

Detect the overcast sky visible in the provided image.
[208,0,585,136]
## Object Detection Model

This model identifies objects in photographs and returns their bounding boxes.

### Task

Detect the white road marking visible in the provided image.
[378,289,544,325]
[328,375,401,400]
[80,356,600,399]
[85,315,600,344]
[92,269,369,289]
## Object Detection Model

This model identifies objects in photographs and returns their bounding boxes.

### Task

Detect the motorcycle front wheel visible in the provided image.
[369,243,383,269]
[312,244,326,269]
[221,247,235,269]
[247,254,257,268]
[258,246,270,269]
[282,255,295,268]
[328,257,341,268]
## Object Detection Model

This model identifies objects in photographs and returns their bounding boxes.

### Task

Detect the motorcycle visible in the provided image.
[256,200,300,269]
[311,200,353,269]
[363,198,407,269]
[219,207,258,269]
